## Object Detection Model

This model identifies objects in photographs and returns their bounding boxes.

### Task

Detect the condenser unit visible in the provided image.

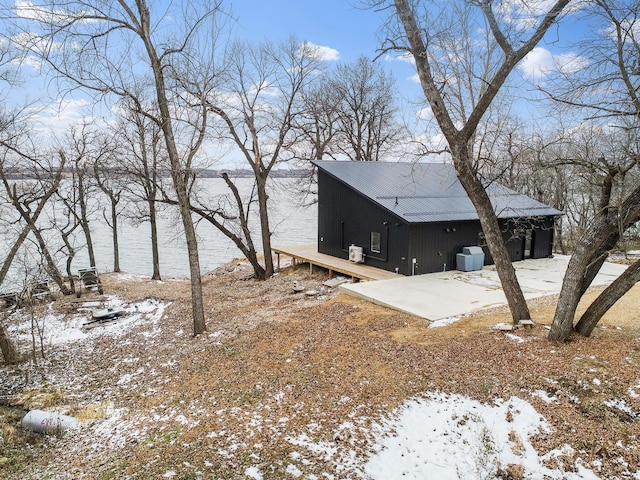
[349,245,364,263]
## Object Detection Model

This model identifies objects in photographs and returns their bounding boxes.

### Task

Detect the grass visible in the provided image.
[1,264,640,478]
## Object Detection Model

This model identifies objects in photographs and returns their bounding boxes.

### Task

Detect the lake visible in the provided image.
[0,177,317,289]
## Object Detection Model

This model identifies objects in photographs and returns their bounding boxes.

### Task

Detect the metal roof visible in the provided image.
[313,160,562,223]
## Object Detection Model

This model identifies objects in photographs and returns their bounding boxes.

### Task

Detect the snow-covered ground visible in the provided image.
[8,295,168,346]
[360,393,601,480]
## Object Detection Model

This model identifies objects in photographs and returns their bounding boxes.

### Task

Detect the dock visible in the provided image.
[272,244,402,282]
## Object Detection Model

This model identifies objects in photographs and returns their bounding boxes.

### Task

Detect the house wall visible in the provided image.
[407,220,484,275]
[531,217,556,258]
[499,217,556,262]
[317,169,410,273]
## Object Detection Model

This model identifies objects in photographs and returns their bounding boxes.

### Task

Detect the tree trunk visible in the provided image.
[28,224,72,295]
[574,259,640,337]
[140,11,206,336]
[256,173,274,278]
[0,222,31,287]
[175,184,206,335]
[549,220,617,341]
[0,317,19,365]
[549,184,640,341]
[11,193,72,295]
[0,166,65,288]
[455,157,531,323]
[148,199,161,281]
[78,175,96,268]
[111,199,120,273]
[392,0,570,325]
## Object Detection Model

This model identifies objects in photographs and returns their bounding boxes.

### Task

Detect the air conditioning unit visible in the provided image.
[349,245,364,263]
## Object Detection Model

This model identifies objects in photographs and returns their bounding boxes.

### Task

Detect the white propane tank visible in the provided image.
[21,409,78,433]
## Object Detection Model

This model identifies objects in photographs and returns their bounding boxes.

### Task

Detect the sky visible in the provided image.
[4,0,588,154]
[230,0,388,62]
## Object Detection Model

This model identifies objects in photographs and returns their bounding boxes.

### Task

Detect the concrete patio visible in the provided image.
[339,255,628,321]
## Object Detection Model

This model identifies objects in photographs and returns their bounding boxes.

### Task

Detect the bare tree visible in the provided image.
[55,123,112,269]
[294,81,341,161]
[546,0,640,341]
[0,146,71,295]
[94,147,124,274]
[202,37,323,278]
[5,0,230,335]
[332,55,400,161]
[0,22,24,364]
[382,0,571,324]
[113,101,165,280]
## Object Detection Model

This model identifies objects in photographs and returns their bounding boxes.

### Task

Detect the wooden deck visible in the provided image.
[272,244,403,282]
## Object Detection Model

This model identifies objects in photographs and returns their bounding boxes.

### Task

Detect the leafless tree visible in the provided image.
[379,0,571,324]
[545,0,640,341]
[94,145,124,274]
[4,0,230,335]
[202,37,323,279]
[112,101,166,280]
[332,55,400,161]
[0,145,71,295]
[0,41,25,364]
[293,80,342,162]
[55,123,113,269]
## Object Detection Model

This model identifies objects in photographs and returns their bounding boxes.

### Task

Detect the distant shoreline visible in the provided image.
[2,168,310,180]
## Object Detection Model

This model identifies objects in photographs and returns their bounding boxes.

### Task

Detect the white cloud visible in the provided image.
[249,80,278,97]
[28,97,93,139]
[11,54,41,70]
[416,105,433,120]
[408,73,420,83]
[15,0,94,24]
[385,52,415,65]
[519,47,589,80]
[12,31,51,51]
[497,0,571,30]
[301,42,339,62]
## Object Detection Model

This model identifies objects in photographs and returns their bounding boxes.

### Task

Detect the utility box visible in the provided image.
[456,253,473,272]
[457,246,485,272]
[348,245,364,263]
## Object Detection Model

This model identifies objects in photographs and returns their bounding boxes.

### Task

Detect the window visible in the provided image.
[371,231,381,253]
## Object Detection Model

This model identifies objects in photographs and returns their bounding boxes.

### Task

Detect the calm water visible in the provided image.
[1,177,317,289]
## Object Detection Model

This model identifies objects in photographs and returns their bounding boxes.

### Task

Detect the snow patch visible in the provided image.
[505,333,524,343]
[531,390,557,403]
[244,466,263,479]
[428,315,462,328]
[604,399,638,418]
[286,463,303,477]
[6,296,169,347]
[363,392,599,480]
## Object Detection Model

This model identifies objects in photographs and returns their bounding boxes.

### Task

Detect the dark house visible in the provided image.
[314,160,561,276]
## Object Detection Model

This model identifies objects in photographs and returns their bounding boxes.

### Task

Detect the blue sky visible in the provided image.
[227,0,424,109]
[6,0,587,147]
[230,0,387,62]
